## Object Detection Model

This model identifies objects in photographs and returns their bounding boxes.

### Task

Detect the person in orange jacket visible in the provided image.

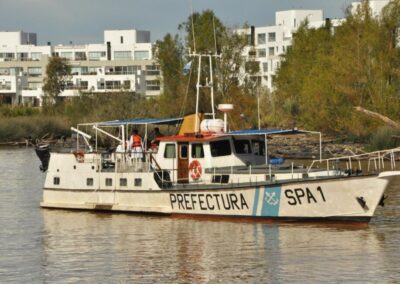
[129,129,143,159]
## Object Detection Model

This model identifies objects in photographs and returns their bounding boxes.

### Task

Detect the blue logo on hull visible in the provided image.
[261,186,281,217]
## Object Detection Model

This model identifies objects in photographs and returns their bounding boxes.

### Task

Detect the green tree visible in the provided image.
[42,57,71,107]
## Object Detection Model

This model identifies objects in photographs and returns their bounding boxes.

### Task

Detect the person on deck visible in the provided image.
[129,129,143,159]
[150,127,164,149]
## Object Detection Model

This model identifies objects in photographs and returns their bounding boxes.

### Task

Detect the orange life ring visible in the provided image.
[189,160,202,180]
[73,150,85,163]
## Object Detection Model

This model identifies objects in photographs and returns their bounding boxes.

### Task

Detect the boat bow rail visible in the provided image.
[307,147,400,176]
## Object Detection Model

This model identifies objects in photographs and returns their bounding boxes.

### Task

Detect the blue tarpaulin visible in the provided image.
[224,129,304,136]
[96,117,183,126]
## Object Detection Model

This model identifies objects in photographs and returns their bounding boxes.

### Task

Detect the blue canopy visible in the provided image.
[225,129,304,136]
[97,117,183,126]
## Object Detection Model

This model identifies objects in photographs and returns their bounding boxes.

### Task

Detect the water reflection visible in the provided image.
[40,209,395,283]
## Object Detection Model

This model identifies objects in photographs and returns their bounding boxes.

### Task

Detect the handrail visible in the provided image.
[307,147,400,174]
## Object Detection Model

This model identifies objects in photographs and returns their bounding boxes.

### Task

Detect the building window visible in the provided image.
[88,51,105,61]
[114,51,131,60]
[0,68,9,75]
[75,52,86,60]
[269,47,275,56]
[276,46,279,53]
[105,81,121,90]
[0,53,15,60]
[105,178,113,186]
[191,144,204,158]
[123,80,131,89]
[134,178,142,187]
[78,81,88,90]
[27,67,42,77]
[210,140,231,157]
[87,178,94,186]
[164,144,176,158]
[60,52,73,59]
[257,49,266,58]
[268,32,276,42]
[257,33,266,45]
[120,36,124,44]
[17,53,28,61]
[28,82,42,90]
[53,177,60,185]
[263,62,268,72]
[146,80,160,91]
[282,46,286,52]
[120,178,127,187]
[146,65,160,76]
[31,52,42,61]
[134,50,149,60]
[0,81,11,90]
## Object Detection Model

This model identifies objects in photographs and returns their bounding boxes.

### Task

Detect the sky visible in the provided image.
[0,0,354,45]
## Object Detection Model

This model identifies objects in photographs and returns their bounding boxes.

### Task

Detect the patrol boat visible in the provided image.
[35,52,400,223]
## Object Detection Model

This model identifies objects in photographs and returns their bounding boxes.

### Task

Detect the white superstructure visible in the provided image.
[0,29,160,105]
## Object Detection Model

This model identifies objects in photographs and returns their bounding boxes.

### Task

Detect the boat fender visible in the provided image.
[189,160,202,180]
[73,150,85,163]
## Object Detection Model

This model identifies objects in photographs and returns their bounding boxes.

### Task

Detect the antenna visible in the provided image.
[213,16,217,55]
[190,0,196,53]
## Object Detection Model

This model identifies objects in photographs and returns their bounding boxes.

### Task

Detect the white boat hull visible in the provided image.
[41,173,397,222]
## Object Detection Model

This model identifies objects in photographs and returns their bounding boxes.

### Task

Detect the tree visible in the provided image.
[42,57,71,106]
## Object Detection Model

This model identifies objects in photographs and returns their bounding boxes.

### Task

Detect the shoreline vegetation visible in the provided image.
[2,2,400,153]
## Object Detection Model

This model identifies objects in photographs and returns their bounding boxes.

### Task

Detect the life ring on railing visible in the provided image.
[73,150,85,163]
[189,160,202,180]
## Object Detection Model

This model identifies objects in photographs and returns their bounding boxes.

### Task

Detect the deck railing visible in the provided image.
[307,147,400,175]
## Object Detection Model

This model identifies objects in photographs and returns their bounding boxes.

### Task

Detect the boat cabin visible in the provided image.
[155,134,266,183]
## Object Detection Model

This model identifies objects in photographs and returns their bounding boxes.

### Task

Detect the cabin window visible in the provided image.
[252,140,265,156]
[191,143,204,158]
[179,145,188,159]
[120,178,127,187]
[105,178,113,186]
[234,139,252,154]
[164,143,176,158]
[210,140,231,157]
[134,178,142,187]
[87,178,94,186]
[53,177,60,185]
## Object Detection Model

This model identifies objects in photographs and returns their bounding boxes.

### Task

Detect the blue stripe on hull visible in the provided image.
[252,187,260,216]
[261,186,281,217]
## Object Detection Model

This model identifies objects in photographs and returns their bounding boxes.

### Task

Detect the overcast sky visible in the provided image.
[0,0,354,45]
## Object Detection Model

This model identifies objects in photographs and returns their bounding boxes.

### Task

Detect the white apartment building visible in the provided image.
[237,10,343,90]
[351,0,390,17]
[238,1,388,91]
[0,29,161,105]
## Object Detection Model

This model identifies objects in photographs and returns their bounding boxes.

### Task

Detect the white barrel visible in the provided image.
[200,119,224,133]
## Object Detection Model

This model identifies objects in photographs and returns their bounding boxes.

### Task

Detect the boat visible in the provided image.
[35,51,400,223]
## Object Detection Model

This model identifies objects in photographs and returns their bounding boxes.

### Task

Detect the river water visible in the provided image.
[0,148,400,283]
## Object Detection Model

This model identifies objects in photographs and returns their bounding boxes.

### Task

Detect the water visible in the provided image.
[0,148,400,283]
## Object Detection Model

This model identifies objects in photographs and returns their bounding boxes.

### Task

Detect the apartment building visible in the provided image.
[237,10,344,90]
[0,29,161,105]
[237,1,388,91]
